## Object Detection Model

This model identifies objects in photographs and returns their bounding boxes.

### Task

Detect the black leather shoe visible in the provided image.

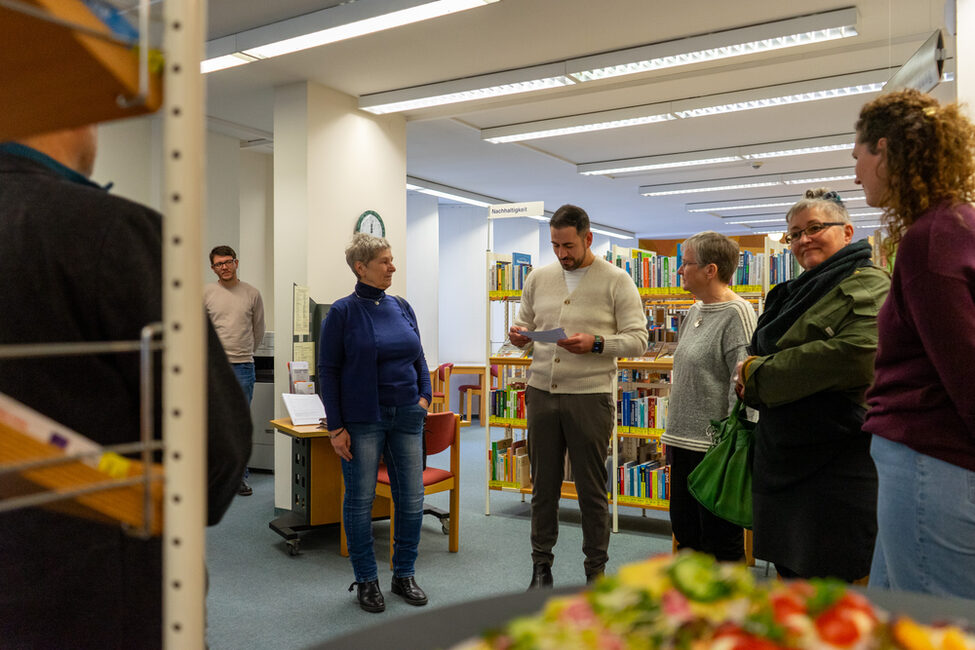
[391,575,428,606]
[527,563,553,590]
[349,580,385,613]
[237,479,253,496]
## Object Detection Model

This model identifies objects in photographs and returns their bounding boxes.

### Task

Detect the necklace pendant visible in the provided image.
[374,300,380,305]
[694,318,703,328]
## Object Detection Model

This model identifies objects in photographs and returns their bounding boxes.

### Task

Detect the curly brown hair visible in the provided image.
[855,89,975,256]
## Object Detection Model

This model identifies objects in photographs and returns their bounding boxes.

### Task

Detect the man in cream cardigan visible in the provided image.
[509,204,648,589]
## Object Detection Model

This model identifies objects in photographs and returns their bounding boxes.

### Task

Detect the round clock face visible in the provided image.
[355,210,386,237]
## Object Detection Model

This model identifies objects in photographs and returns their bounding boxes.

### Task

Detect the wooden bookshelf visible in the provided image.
[0,0,163,140]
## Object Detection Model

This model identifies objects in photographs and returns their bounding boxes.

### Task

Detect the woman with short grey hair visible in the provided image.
[661,230,756,561]
[318,233,432,613]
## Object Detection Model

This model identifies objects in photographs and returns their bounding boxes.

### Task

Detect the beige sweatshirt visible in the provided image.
[515,257,648,394]
[204,280,265,363]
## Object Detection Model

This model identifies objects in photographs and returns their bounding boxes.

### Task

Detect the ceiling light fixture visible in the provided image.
[360,63,576,115]
[578,133,854,176]
[687,193,866,213]
[484,69,889,143]
[640,166,855,197]
[406,176,500,207]
[567,8,858,82]
[590,225,636,239]
[203,0,499,74]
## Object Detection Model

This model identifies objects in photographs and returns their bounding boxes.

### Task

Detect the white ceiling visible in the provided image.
[199,0,956,237]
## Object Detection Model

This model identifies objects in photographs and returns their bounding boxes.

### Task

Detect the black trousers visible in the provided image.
[667,445,745,562]
[526,386,614,576]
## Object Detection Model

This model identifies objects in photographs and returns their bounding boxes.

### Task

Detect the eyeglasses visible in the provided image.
[783,222,845,245]
[211,259,236,268]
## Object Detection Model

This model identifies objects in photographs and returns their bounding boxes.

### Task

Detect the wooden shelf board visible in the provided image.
[0,0,162,140]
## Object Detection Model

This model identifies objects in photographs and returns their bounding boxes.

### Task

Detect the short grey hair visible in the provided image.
[345,233,391,278]
[785,188,852,226]
[682,231,740,284]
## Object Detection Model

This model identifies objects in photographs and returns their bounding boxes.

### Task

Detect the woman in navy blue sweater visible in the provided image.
[318,233,433,613]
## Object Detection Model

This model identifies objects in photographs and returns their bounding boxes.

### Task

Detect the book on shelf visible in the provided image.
[494,341,530,358]
[489,251,532,291]
[605,245,683,291]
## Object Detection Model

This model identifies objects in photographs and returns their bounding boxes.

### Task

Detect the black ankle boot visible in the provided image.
[349,580,385,613]
[391,575,428,606]
[527,563,553,590]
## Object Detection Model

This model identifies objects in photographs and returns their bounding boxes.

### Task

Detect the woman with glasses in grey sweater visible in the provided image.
[662,231,757,561]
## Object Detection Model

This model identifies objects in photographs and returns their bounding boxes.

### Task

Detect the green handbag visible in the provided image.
[686,399,754,529]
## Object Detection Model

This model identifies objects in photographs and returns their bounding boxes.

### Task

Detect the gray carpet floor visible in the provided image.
[204,425,681,649]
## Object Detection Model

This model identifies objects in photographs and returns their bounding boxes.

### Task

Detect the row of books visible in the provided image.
[606,245,683,289]
[489,252,532,291]
[618,393,669,430]
[489,438,530,486]
[769,248,802,284]
[616,460,671,501]
[491,386,526,420]
[734,250,763,287]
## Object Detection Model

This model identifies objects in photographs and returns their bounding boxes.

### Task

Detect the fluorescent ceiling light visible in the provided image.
[640,166,854,197]
[855,223,883,228]
[590,224,635,239]
[482,103,674,144]
[567,8,858,82]
[726,217,787,225]
[360,63,575,115]
[687,194,866,213]
[406,176,500,208]
[578,134,854,176]
[202,0,498,73]
[484,69,889,144]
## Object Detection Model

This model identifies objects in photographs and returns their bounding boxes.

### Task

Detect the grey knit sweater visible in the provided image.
[661,297,757,452]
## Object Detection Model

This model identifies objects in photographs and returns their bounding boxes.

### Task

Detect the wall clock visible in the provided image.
[355,210,386,237]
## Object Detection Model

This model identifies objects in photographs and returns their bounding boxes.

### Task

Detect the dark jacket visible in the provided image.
[742,262,890,580]
[318,290,432,431]
[0,148,252,648]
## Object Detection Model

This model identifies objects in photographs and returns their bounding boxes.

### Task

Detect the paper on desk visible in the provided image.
[524,328,567,343]
[281,393,326,426]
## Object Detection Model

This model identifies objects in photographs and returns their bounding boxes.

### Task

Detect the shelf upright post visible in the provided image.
[162,0,208,646]
[485,218,493,515]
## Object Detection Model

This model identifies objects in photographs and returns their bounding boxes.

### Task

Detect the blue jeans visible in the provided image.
[342,404,426,583]
[870,435,975,599]
[231,362,255,404]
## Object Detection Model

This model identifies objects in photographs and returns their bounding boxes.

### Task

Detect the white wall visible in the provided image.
[407,192,439,367]
[93,115,161,210]
[438,204,488,364]
[239,151,274,328]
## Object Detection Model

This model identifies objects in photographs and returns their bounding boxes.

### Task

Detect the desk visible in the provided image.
[268,418,389,556]
[450,363,488,425]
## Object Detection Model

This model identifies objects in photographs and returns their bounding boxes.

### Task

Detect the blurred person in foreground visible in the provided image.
[662,231,756,562]
[856,89,975,599]
[735,188,890,582]
[0,126,251,647]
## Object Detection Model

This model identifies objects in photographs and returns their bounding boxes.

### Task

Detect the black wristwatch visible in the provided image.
[591,335,604,354]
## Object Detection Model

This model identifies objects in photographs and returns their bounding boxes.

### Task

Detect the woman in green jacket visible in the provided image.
[735,188,890,582]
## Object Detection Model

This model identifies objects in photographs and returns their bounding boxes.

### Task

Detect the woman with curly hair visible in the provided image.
[856,89,975,598]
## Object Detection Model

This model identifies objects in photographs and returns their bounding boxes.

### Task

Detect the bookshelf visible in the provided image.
[0,0,205,643]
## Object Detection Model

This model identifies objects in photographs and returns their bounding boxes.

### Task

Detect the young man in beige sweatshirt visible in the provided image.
[205,245,265,495]
[509,204,648,588]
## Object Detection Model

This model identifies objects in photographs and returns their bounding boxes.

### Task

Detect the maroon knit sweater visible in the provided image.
[864,201,975,472]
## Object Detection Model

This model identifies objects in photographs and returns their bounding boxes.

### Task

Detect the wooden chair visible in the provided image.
[458,364,498,426]
[376,411,460,567]
[428,362,453,413]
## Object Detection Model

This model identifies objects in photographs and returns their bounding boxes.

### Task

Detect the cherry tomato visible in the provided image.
[815,608,861,647]
[771,592,806,623]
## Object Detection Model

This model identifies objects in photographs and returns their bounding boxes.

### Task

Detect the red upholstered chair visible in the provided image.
[375,411,460,567]
[458,365,498,427]
[428,362,453,413]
